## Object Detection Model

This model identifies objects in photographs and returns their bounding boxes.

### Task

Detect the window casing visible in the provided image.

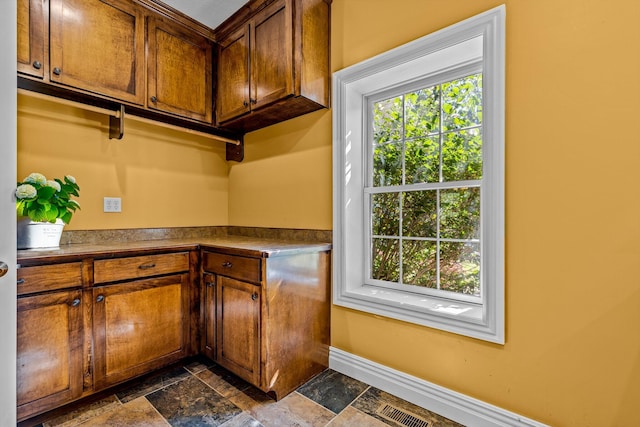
[332,6,505,343]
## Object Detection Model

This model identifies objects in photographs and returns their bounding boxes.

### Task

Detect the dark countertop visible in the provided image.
[17,235,332,264]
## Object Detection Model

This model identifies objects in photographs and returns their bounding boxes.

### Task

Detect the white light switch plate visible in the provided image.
[103,197,122,212]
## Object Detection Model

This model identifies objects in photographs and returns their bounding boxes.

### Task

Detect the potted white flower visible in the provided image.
[15,172,80,249]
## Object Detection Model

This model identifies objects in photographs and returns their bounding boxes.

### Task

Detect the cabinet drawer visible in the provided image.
[17,262,82,296]
[202,252,261,283]
[94,252,189,284]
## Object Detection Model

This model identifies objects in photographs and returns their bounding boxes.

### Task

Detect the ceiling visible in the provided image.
[160,0,248,30]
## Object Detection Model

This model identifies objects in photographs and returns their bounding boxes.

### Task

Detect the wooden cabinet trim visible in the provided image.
[202,272,216,360]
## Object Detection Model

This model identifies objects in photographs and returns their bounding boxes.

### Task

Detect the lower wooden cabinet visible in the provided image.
[16,241,330,421]
[17,289,83,421]
[216,275,261,385]
[202,247,331,399]
[92,274,190,390]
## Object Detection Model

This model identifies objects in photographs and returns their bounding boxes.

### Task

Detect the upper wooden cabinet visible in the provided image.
[17,0,45,79]
[216,24,250,123]
[17,0,217,125]
[215,0,331,132]
[49,0,146,105]
[147,15,213,123]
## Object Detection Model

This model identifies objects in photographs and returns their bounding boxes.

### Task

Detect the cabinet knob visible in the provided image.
[16,278,25,285]
[52,67,61,76]
[150,96,157,103]
[250,98,257,105]
[0,262,8,278]
[206,281,214,287]
[71,298,81,307]
[243,101,249,107]
[32,61,42,70]
[96,295,105,303]
[251,292,258,301]
[222,261,233,268]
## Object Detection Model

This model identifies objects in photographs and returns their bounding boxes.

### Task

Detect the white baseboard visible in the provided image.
[329,347,548,427]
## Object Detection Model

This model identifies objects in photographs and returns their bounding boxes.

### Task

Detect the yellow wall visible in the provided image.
[229,109,332,229]
[17,94,229,229]
[232,0,640,425]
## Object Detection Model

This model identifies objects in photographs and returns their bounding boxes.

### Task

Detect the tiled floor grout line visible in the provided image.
[132,367,194,400]
[190,368,234,399]
[141,396,172,427]
[328,385,385,426]
[292,390,339,417]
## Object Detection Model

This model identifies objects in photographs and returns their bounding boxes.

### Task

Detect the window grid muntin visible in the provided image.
[366,71,483,302]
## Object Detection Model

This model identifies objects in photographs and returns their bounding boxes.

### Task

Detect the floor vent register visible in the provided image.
[376,402,433,427]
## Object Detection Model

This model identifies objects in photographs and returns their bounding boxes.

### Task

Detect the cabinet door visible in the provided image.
[93,274,189,390]
[250,0,293,109]
[17,290,83,421]
[147,16,213,123]
[17,0,45,78]
[216,24,250,124]
[202,273,216,360]
[216,276,261,385]
[49,0,145,104]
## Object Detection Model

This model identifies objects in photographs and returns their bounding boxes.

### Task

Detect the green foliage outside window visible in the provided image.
[370,74,483,296]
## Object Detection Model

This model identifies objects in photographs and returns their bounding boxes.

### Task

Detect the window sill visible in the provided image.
[336,284,503,343]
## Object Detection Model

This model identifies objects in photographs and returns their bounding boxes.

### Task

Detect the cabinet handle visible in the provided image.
[206,281,214,287]
[16,278,25,285]
[32,61,42,70]
[71,298,81,307]
[243,101,249,107]
[138,263,156,270]
[222,261,232,268]
[150,96,157,103]
[251,292,258,301]
[96,295,105,303]
[250,98,257,104]
[53,67,61,76]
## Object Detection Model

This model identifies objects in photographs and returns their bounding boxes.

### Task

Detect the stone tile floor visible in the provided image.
[25,357,464,427]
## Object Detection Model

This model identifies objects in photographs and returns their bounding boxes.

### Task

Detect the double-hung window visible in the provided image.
[368,70,483,300]
[333,6,505,343]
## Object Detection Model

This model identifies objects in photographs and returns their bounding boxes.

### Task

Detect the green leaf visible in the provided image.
[45,206,59,222]
[30,208,47,222]
[60,211,72,224]
[37,186,55,200]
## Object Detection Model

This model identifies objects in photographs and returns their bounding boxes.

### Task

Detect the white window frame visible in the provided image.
[332,6,505,343]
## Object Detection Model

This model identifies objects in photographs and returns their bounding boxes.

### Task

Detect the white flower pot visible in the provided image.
[17,217,65,249]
